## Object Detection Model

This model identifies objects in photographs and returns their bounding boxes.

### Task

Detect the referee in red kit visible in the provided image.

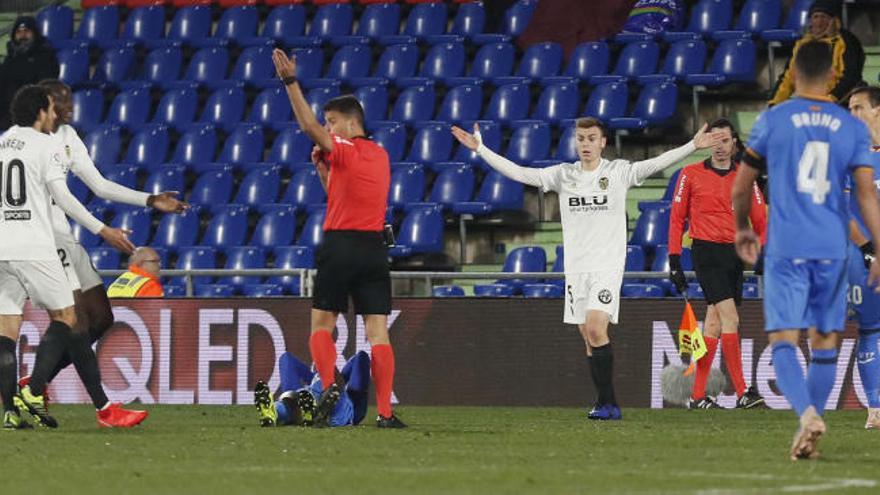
[272,49,404,428]
[668,118,767,410]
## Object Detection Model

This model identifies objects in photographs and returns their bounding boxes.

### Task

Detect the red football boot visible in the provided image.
[97,403,149,428]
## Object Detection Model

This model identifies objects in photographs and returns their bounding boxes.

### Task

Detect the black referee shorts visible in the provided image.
[312,230,392,315]
[691,239,744,306]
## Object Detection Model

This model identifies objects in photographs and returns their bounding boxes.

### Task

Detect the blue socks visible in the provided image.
[772,341,812,416]
[858,329,880,408]
[806,348,839,416]
[279,352,315,394]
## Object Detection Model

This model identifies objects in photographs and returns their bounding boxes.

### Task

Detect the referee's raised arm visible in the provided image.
[272,48,334,153]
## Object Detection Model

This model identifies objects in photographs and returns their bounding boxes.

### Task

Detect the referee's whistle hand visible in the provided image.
[734,229,760,265]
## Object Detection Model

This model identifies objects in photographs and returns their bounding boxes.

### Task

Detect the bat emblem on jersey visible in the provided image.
[598,289,613,305]
[599,177,609,190]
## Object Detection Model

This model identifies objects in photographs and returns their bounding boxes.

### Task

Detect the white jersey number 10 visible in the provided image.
[797,141,831,205]
[0,160,28,208]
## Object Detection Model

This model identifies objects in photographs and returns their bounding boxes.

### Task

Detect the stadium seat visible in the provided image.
[37,5,74,47]
[173,124,218,166]
[72,6,119,46]
[651,245,693,272]
[626,245,647,271]
[685,38,757,86]
[303,3,353,41]
[251,206,297,248]
[485,246,546,294]
[593,41,659,85]
[71,220,101,248]
[454,120,501,167]
[457,42,515,84]
[297,208,327,248]
[473,284,513,297]
[407,123,452,166]
[522,284,563,298]
[110,207,152,246]
[621,283,664,298]
[396,2,447,41]
[152,207,199,252]
[389,205,445,257]
[125,125,170,167]
[348,3,400,41]
[560,42,610,82]
[354,85,389,125]
[122,6,166,45]
[762,0,811,42]
[291,47,323,81]
[174,246,217,285]
[532,82,578,125]
[163,284,186,298]
[665,0,733,39]
[609,82,678,130]
[269,246,314,295]
[417,164,474,210]
[662,169,683,201]
[69,176,92,204]
[390,85,435,125]
[553,124,578,163]
[255,5,306,46]
[182,47,230,87]
[630,206,670,252]
[89,247,121,271]
[58,48,90,87]
[93,47,136,88]
[242,284,283,297]
[372,123,407,162]
[199,86,246,132]
[151,87,197,132]
[190,168,234,206]
[638,40,707,85]
[202,206,249,248]
[233,166,281,206]
[433,285,465,297]
[453,170,524,215]
[195,284,234,297]
[414,42,466,83]
[369,43,419,85]
[506,122,550,164]
[139,46,183,89]
[249,87,293,127]
[325,44,372,83]
[742,282,759,299]
[229,46,275,87]
[437,84,482,124]
[504,0,536,37]
[713,0,781,40]
[306,86,342,123]
[95,166,139,206]
[214,6,259,41]
[83,125,122,167]
[106,88,151,130]
[388,164,426,212]
[166,6,212,46]
[217,123,264,167]
[483,83,529,125]
[451,2,484,38]
[516,42,563,80]
[269,126,312,167]
[220,246,265,291]
[71,88,104,132]
[583,81,628,122]
[686,283,705,300]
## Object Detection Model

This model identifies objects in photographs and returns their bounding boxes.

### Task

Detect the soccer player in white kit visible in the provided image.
[0,86,135,429]
[452,117,722,419]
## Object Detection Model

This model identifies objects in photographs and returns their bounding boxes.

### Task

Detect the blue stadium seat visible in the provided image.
[388,164,425,212]
[202,206,249,248]
[214,6,259,41]
[714,0,781,40]
[249,86,292,127]
[229,46,275,87]
[369,43,419,84]
[256,5,306,47]
[687,283,705,300]
[451,2,484,38]
[190,168,234,206]
[372,123,407,162]
[71,88,103,132]
[665,0,733,39]
[506,122,550,164]
[407,122,452,165]
[106,88,151,129]
[58,48,90,87]
[289,3,351,45]
[483,83,529,124]
[418,164,474,210]
[122,6,165,45]
[220,246,265,291]
[218,123,264,165]
[83,125,122,167]
[626,245,647,271]
[95,166,139,206]
[609,82,678,130]
[437,85,481,124]
[482,246,546,295]
[110,207,152,246]
[522,284,563,298]
[473,284,513,297]
[139,46,183,89]
[354,3,400,40]
[504,0,537,37]
[354,85,388,125]
[297,208,327,248]
[195,284,234,298]
[583,81,628,122]
[638,40,707,85]
[152,87,196,132]
[685,38,757,86]
[93,47,136,87]
[153,207,199,252]
[390,85,435,124]
[630,206,670,252]
[662,169,683,201]
[200,86,246,132]
[269,246,314,295]
[175,246,217,285]
[89,247,120,271]
[455,120,501,167]
[516,42,563,79]
[242,284,283,297]
[651,245,693,272]
[742,282,759,299]
[532,82,578,125]
[762,0,811,42]
[269,126,312,167]
[37,5,74,47]
[125,124,170,167]
[73,6,119,46]
[306,86,342,123]
[69,175,91,204]
[71,219,101,248]
[560,42,610,82]
[163,284,185,298]
[412,42,466,82]
[325,44,372,83]
[399,2,447,40]
[251,206,297,248]
[182,47,230,87]
[291,47,323,81]
[166,6,212,46]
[234,166,281,206]
[433,285,465,297]
[593,41,659,85]
[453,170,523,215]
[621,283,664,298]
[389,205,445,257]
[460,42,515,84]
[173,124,217,166]
[554,124,578,163]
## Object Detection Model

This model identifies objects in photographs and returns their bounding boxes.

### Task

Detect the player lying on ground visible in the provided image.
[254,351,371,428]
[733,40,880,460]
[0,86,134,429]
[668,118,767,410]
[452,118,723,421]
[845,85,880,429]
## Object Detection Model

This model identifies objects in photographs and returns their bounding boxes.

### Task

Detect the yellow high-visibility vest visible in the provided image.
[107,271,150,298]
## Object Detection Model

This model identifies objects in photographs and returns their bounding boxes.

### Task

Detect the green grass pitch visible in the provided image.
[5,406,880,494]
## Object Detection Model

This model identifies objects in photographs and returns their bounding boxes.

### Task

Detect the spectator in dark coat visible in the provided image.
[0,16,60,129]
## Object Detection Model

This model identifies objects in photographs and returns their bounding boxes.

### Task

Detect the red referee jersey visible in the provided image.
[669,159,767,255]
[322,134,390,232]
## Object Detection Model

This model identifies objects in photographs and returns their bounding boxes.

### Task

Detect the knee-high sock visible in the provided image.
[0,337,17,412]
[29,321,72,396]
[858,329,880,408]
[771,341,811,417]
[721,333,747,396]
[309,330,337,392]
[590,344,616,405]
[67,331,109,409]
[279,352,314,393]
[806,348,839,416]
[371,344,395,418]
[692,337,718,400]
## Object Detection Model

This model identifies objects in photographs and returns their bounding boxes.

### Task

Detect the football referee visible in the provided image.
[272,49,404,428]
[668,118,767,410]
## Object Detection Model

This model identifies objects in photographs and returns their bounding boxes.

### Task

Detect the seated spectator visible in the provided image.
[107,247,165,298]
[769,0,864,106]
[0,16,59,129]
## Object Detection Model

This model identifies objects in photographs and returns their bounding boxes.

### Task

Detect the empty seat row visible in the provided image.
[434,282,761,299]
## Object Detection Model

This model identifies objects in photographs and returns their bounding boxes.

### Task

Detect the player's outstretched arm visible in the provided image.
[853,167,880,289]
[628,124,723,184]
[731,164,760,264]
[47,179,136,254]
[76,161,188,213]
[451,124,545,188]
[272,48,333,153]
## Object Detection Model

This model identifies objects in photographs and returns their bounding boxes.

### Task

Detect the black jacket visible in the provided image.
[0,36,60,129]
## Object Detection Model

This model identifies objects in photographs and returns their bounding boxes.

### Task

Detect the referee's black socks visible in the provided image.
[28,320,72,396]
[0,336,17,411]
[589,344,617,406]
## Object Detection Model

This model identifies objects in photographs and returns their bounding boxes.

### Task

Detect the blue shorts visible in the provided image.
[764,256,848,333]
[847,244,880,331]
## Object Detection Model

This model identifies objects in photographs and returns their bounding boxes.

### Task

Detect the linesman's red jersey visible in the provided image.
[322,134,390,232]
[669,160,767,255]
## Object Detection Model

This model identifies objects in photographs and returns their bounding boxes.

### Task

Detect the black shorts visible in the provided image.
[691,239,744,306]
[312,230,391,315]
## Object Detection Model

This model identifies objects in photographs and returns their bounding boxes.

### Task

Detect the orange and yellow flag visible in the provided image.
[677,301,707,376]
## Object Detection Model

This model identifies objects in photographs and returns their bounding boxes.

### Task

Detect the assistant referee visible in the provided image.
[668,118,767,410]
[272,49,404,428]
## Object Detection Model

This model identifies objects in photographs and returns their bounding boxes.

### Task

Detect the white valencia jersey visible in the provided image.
[49,124,95,243]
[0,126,66,260]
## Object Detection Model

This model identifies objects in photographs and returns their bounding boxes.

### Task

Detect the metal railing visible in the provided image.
[97,268,762,298]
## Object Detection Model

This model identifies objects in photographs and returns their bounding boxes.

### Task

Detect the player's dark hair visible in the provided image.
[575,117,607,138]
[707,117,745,158]
[10,84,50,127]
[323,95,365,129]
[794,40,833,82]
[844,85,880,108]
[38,78,70,97]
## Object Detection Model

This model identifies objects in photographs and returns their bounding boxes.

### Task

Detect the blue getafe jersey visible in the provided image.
[848,148,880,242]
[747,96,874,259]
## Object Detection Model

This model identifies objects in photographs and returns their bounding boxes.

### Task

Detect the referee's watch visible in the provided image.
[281,76,297,86]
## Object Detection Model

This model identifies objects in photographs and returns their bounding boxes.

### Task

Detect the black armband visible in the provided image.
[742,148,766,172]
[281,76,297,86]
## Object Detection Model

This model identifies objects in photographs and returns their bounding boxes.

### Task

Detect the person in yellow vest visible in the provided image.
[107,247,164,298]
